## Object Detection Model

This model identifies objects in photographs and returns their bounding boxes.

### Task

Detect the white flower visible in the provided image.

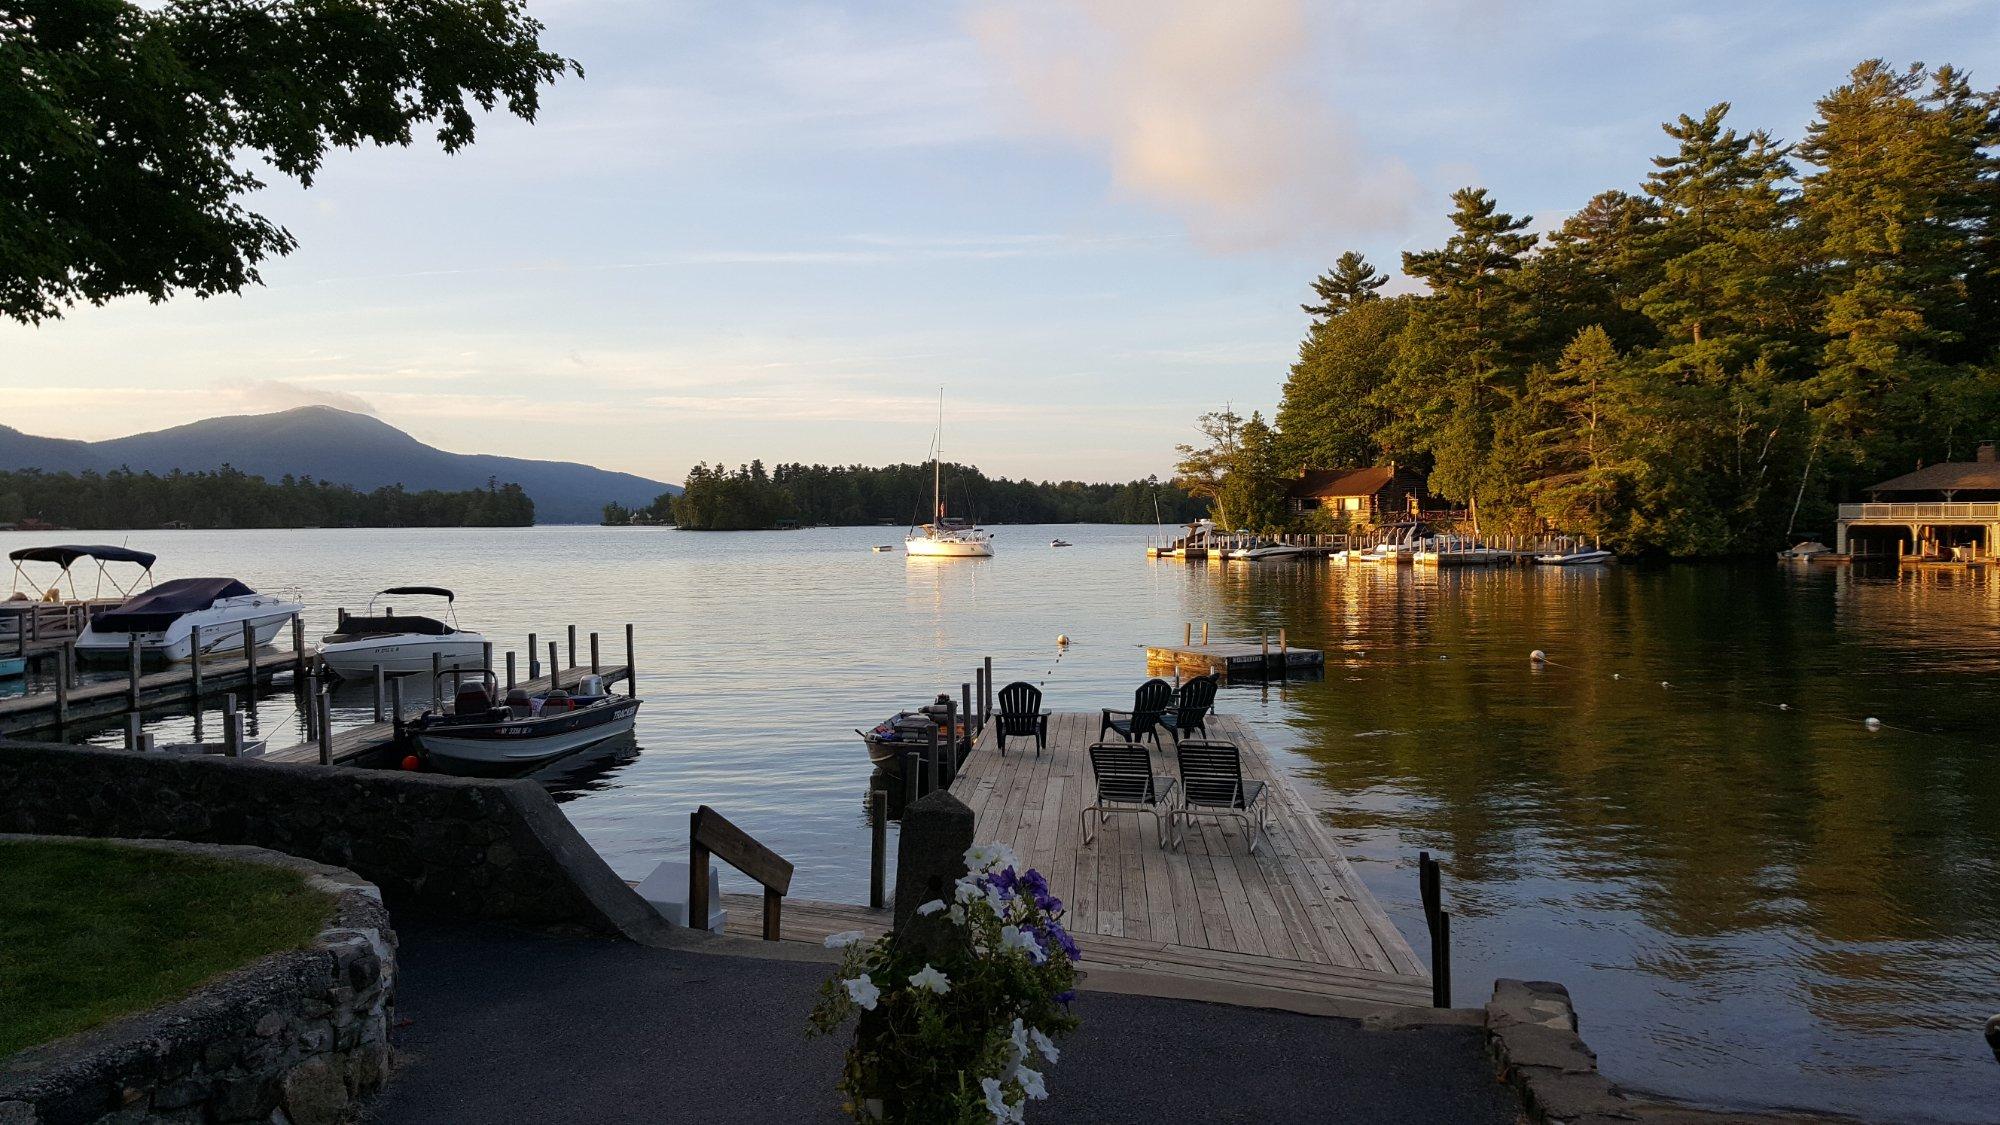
[981,1077,1013,1123]
[1009,1017,1030,1059]
[1029,1026,1060,1064]
[823,930,866,949]
[964,842,1020,873]
[1017,1066,1048,1101]
[947,904,966,925]
[1000,925,1046,963]
[842,975,880,1010]
[908,963,951,994]
[915,899,946,917]
[954,879,985,905]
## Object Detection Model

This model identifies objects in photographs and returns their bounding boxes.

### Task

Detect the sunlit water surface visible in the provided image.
[15,524,2000,1122]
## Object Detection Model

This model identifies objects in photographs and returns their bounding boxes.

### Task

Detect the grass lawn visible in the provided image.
[0,839,334,1058]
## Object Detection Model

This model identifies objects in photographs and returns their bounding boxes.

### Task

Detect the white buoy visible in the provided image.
[1056,634,1070,647]
[1530,649,1547,664]
[1865,717,1882,731]
[1779,703,1790,711]
[1660,681,1671,688]
[1612,673,1621,680]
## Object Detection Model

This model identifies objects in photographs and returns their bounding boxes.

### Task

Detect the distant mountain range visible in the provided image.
[0,407,678,524]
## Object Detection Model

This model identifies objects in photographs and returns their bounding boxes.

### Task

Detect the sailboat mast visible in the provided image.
[935,388,944,522]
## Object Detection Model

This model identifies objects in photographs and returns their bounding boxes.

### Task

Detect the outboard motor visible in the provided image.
[578,674,605,697]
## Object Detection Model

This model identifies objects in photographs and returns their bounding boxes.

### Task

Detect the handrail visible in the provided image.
[689,804,795,940]
[1839,502,2000,520]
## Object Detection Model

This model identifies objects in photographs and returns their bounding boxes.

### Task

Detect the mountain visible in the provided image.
[0,407,679,524]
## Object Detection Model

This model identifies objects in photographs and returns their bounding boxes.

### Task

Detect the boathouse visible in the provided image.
[1286,465,1436,524]
[1837,442,2000,561]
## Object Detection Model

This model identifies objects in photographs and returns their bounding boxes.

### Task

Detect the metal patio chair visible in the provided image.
[1172,739,1271,854]
[1083,740,1178,849]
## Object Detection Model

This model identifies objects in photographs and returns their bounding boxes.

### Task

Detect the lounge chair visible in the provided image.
[1172,739,1270,854]
[1157,675,1218,743]
[995,680,1051,756]
[1082,741,1178,849]
[1098,678,1173,747]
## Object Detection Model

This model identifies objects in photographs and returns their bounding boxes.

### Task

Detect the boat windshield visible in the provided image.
[7,544,157,601]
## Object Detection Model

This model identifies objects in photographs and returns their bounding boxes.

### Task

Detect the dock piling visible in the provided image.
[316,688,332,766]
[223,697,241,758]
[506,650,517,690]
[547,642,560,692]
[241,621,257,708]
[528,632,538,679]
[1184,621,1192,645]
[903,750,920,805]
[941,696,957,785]
[982,656,993,724]
[927,721,941,794]
[125,714,142,752]
[869,789,888,910]
[292,615,306,679]
[482,641,493,675]
[127,634,141,711]
[190,637,203,700]
[372,665,385,722]
[390,677,405,732]
[431,652,443,711]
[567,624,577,670]
[961,682,972,749]
[624,623,636,697]
[589,632,600,675]
[1202,621,1210,645]
[54,648,69,725]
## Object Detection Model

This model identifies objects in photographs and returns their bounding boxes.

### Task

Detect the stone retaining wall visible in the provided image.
[0,741,673,945]
[0,838,393,1125]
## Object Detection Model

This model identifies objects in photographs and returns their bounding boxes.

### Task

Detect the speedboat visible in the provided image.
[1536,548,1615,566]
[411,673,642,776]
[320,586,485,679]
[1229,540,1303,561]
[74,577,301,664]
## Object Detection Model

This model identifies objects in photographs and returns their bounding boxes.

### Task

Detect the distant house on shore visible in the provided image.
[1286,466,1439,525]
[1837,442,2000,561]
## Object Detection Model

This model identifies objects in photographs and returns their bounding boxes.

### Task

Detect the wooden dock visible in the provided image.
[1144,641,1323,679]
[0,648,303,735]
[721,712,1430,1011]
[261,663,633,765]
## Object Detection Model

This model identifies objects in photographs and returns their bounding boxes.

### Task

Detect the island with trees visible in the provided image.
[1180,60,2000,557]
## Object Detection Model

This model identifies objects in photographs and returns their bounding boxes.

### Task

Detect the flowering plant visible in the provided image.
[809,843,1081,1123]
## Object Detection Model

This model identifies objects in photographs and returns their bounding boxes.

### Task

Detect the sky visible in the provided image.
[5,0,1999,486]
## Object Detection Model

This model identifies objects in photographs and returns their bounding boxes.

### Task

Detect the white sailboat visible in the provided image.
[906,393,994,559]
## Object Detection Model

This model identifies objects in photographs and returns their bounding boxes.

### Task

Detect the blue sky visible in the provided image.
[6,0,1997,485]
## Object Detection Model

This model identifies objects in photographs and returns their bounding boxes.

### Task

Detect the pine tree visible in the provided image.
[1276,297,1407,471]
[1302,251,1388,322]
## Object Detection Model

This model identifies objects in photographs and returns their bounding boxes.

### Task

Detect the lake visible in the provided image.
[15,524,2000,1122]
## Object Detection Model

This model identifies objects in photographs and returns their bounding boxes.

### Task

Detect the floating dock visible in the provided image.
[726,712,1430,1011]
[1144,640,1323,679]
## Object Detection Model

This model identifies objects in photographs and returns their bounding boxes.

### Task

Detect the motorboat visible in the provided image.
[74,577,301,664]
[320,586,486,679]
[1777,541,1832,561]
[1051,538,1073,548]
[857,702,969,772]
[905,391,994,558]
[871,544,896,552]
[411,672,642,776]
[1228,540,1303,561]
[1536,548,1615,566]
[7,544,156,614]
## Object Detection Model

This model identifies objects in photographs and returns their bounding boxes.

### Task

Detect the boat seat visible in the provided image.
[542,690,572,714]
[504,688,532,719]
[454,684,493,716]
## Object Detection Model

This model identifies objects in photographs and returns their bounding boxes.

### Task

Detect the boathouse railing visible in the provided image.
[1840,502,2000,520]
[688,804,794,940]
[1419,851,1451,1008]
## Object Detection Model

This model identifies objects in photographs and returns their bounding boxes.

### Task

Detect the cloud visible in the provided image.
[228,379,379,416]
[969,0,1419,251]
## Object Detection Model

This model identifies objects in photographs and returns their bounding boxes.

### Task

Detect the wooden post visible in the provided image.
[506,650,517,689]
[961,682,973,749]
[223,702,241,758]
[528,632,539,679]
[55,648,70,725]
[303,670,318,740]
[1184,621,1192,645]
[567,624,578,670]
[125,714,142,752]
[973,666,984,730]
[241,620,257,708]
[373,665,385,722]
[941,697,958,785]
[688,810,711,931]
[548,641,561,692]
[390,677,405,734]
[431,651,443,712]
[869,789,888,910]
[927,720,941,794]
[904,750,920,804]
[763,887,783,941]
[291,614,306,678]
[983,657,993,723]
[1202,621,1210,645]
[190,635,203,700]
[482,641,493,674]
[624,623,636,697]
[589,632,600,674]
[127,633,141,711]
[317,689,333,765]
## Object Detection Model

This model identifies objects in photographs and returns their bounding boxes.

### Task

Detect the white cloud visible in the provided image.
[969,0,1419,251]
[226,378,379,416]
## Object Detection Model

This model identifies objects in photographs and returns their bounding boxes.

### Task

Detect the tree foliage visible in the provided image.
[0,0,578,322]
[1271,59,2000,555]
[0,466,533,528]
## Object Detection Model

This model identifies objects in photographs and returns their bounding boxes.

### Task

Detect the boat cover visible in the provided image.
[328,615,453,638]
[380,586,453,601]
[8,544,158,569]
[92,577,254,632]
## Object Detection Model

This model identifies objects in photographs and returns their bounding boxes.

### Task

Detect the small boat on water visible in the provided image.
[858,701,968,771]
[871,544,896,552]
[1228,540,1303,561]
[74,577,302,664]
[1051,538,1073,548]
[906,392,994,559]
[320,586,485,678]
[411,673,642,776]
[1777,541,1832,561]
[1536,548,1615,566]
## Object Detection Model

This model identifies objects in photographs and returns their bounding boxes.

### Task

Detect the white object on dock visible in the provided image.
[636,860,727,932]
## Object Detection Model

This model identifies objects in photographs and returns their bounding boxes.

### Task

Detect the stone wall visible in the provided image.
[0,838,393,1125]
[0,741,674,945]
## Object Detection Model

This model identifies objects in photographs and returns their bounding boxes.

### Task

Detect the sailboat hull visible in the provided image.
[906,537,993,557]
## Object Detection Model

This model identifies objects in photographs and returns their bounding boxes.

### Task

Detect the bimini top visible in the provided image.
[7,544,158,569]
[92,577,254,632]
[379,586,453,601]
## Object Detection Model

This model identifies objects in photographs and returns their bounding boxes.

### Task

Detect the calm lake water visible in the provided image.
[15,524,2000,1122]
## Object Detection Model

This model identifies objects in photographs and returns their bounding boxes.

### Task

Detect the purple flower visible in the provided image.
[1020,869,1049,897]
[1054,990,1077,1004]
[1040,920,1079,963]
[987,866,1020,898]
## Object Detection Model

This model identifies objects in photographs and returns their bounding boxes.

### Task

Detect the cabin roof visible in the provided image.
[1865,461,2000,495]
[1287,467,1401,500]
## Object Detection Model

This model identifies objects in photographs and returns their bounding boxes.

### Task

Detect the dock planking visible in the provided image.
[0,647,302,735]
[1143,642,1324,679]
[806,711,1431,1008]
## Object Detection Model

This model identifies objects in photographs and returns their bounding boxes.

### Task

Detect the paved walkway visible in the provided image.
[368,920,1521,1124]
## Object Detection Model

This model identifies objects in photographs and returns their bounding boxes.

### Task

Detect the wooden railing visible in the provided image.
[1840,502,2000,520]
[689,805,794,940]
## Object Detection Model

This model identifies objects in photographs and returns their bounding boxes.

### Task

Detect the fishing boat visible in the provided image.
[1536,547,1615,566]
[857,701,968,771]
[410,672,642,776]
[73,577,302,664]
[905,392,993,559]
[320,587,486,678]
